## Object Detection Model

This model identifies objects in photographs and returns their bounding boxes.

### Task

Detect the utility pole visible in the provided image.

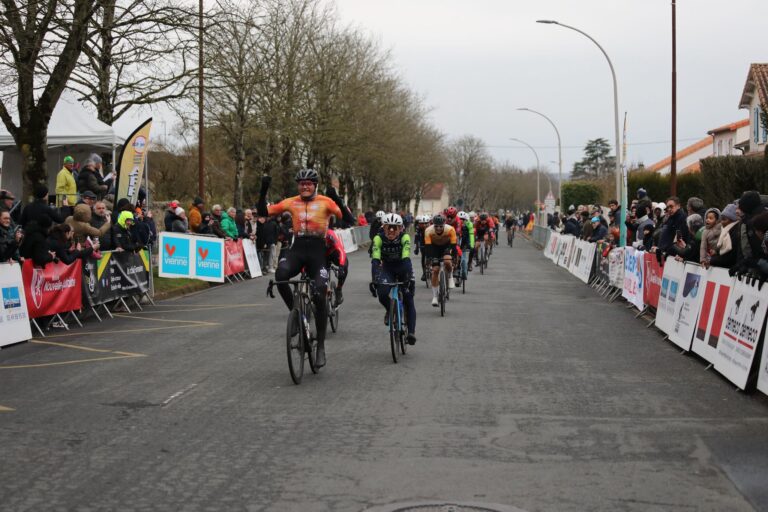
[670,0,677,196]
[198,0,205,199]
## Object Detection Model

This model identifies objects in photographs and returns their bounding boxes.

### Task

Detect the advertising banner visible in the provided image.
[544,232,559,260]
[571,240,595,284]
[622,247,645,310]
[655,257,685,335]
[224,239,246,276]
[643,253,663,309]
[596,245,610,283]
[714,277,768,390]
[608,247,624,288]
[667,263,705,351]
[340,229,357,253]
[242,239,262,278]
[557,235,575,268]
[159,232,225,283]
[115,118,152,207]
[691,267,734,365]
[22,259,82,319]
[83,250,151,306]
[0,263,32,346]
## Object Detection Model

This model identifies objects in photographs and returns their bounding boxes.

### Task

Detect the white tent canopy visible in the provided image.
[0,92,124,150]
[0,92,125,197]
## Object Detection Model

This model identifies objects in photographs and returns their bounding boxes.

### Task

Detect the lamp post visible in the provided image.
[537,19,626,246]
[517,107,562,213]
[510,137,542,224]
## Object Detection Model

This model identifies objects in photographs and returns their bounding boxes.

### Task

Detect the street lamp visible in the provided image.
[517,107,562,213]
[509,137,542,224]
[537,19,626,246]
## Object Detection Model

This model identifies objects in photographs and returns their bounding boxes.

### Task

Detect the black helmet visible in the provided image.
[479,213,489,220]
[432,214,445,226]
[295,168,319,183]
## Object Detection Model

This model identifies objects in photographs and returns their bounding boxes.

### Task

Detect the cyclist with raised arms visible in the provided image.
[371,213,417,344]
[424,214,457,306]
[257,170,355,368]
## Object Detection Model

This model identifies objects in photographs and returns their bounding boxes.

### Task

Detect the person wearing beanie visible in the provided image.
[56,155,77,209]
[710,203,740,269]
[189,197,204,233]
[632,204,655,250]
[77,157,108,198]
[19,183,65,230]
[113,211,140,252]
[700,208,722,267]
[171,206,188,233]
[19,215,55,266]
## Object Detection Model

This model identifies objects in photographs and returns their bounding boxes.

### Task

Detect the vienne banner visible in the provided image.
[22,260,82,319]
[224,239,246,276]
[622,247,644,310]
[83,250,151,306]
[242,239,262,278]
[608,247,624,288]
[668,263,705,351]
[115,118,152,207]
[159,232,225,283]
[0,263,32,347]
[655,257,685,335]
[691,267,734,365]
[714,277,768,390]
[643,253,663,309]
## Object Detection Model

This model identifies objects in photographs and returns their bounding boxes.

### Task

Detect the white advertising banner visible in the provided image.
[339,229,357,254]
[242,239,262,279]
[608,247,624,288]
[714,277,768,390]
[691,267,735,365]
[655,257,685,335]
[622,247,645,310]
[572,241,596,284]
[0,263,33,347]
[667,263,705,351]
[544,232,559,260]
[557,235,576,268]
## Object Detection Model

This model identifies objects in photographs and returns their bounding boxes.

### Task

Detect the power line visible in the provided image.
[487,137,704,150]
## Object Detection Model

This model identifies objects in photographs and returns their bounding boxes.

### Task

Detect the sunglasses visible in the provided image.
[298,180,315,187]
[385,225,399,230]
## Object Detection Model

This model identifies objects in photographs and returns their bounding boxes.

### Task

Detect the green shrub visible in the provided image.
[562,181,602,209]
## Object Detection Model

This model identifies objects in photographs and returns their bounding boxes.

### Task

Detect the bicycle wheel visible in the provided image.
[480,247,485,275]
[398,301,407,355]
[462,270,466,294]
[306,301,319,374]
[286,308,305,385]
[328,292,338,333]
[389,298,399,363]
[439,270,446,317]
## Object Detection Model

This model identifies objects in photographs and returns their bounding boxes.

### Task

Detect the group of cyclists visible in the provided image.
[259,168,513,378]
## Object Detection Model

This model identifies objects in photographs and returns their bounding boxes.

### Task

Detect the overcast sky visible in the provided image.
[325,0,767,178]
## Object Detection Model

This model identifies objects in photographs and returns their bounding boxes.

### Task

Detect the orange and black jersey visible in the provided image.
[267,195,342,238]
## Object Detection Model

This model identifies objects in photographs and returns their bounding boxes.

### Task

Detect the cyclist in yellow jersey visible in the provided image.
[424,214,457,307]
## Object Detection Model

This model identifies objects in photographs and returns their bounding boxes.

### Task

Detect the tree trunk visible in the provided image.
[233,133,246,209]
[18,111,50,202]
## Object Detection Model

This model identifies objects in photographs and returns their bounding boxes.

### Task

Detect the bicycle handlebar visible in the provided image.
[266,277,311,299]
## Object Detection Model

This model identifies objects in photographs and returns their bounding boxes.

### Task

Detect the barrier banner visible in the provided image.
[0,263,32,346]
[224,239,246,276]
[339,229,357,253]
[714,277,768,390]
[655,257,685,335]
[22,259,82,319]
[668,263,704,351]
[608,247,624,288]
[571,240,595,284]
[159,232,225,283]
[622,247,644,310]
[691,267,734,365]
[83,250,150,306]
[596,245,610,283]
[544,232,559,260]
[643,253,663,309]
[557,235,575,268]
[242,239,262,278]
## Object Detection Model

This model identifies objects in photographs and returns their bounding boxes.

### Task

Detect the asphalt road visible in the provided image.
[2,239,768,511]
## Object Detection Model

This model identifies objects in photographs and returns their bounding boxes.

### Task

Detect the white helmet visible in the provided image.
[458,211,469,221]
[417,214,428,223]
[376,210,386,219]
[382,213,403,226]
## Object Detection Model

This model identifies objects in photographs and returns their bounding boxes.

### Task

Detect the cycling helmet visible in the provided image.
[383,213,403,226]
[458,211,469,221]
[376,210,386,220]
[479,213,489,221]
[432,214,445,226]
[445,206,458,217]
[295,168,319,183]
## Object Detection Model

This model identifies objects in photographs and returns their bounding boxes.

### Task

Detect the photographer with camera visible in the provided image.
[0,209,23,263]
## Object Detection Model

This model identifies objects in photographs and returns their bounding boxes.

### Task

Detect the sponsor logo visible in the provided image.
[31,267,44,309]
[165,243,176,257]
[198,247,209,260]
[133,135,147,154]
[2,286,21,309]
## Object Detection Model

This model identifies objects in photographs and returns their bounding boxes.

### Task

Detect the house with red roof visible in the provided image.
[739,63,768,155]
[707,119,750,157]
[647,136,713,175]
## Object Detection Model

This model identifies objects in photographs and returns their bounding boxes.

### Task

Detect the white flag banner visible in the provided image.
[691,267,734,365]
[668,263,705,351]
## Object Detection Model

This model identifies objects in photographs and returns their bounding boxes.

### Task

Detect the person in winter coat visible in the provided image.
[19,217,55,267]
[672,214,704,263]
[235,209,247,238]
[90,201,114,250]
[632,205,654,249]
[19,184,65,229]
[198,212,213,235]
[210,205,229,239]
[113,211,141,252]
[189,197,204,233]
[0,209,22,262]
[132,208,156,247]
[47,224,96,264]
[171,207,189,233]
[164,200,180,231]
[654,196,689,257]
[244,209,257,240]
[220,207,239,239]
[699,208,722,267]
[589,216,608,243]
[710,203,740,269]
[732,190,767,276]
[55,155,77,209]
[65,203,112,247]
[77,160,107,198]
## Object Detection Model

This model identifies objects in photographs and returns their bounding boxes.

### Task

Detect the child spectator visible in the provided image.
[700,208,721,267]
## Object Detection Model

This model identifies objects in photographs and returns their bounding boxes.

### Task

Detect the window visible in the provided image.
[756,107,761,144]
[728,138,733,154]
[717,140,723,156]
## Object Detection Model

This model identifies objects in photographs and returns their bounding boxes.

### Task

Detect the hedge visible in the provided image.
[562,181,602,210]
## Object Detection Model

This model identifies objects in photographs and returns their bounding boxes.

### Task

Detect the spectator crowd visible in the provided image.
[547,187,768,280]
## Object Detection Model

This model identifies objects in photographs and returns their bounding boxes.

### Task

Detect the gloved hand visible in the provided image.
[260,175,272,195]
[325,185,340,201]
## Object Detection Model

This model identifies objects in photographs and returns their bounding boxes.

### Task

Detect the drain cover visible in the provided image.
[363,501,527,512]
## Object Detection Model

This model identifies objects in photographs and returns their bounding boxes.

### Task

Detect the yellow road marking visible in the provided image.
[122,304,265,315]
[0,405,14,412]
[0,354,145,369]
[42,323,221,338]
[30,339,144,356]
[152,303,265,307]
[112,314,217,325]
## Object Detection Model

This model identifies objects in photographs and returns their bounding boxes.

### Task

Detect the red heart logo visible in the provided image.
[198,247,209,260]
[165,243,176,257]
